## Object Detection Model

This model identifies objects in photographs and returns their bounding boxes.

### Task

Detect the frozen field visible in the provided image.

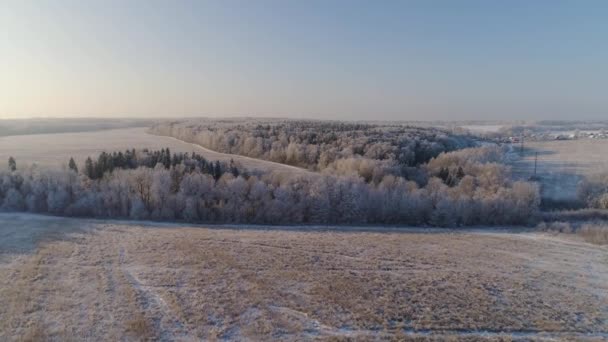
[0,214,606,341]
[460,125,505,133]
[0,127,309,175]
[512,139,608,200]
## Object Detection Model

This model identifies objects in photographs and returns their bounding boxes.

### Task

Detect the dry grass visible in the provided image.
[579,223,608,245]
[537,220,608,245]
[0,222,607,341]
[125,312,154,340]
[536,221,573,233]
[18,322,48,342]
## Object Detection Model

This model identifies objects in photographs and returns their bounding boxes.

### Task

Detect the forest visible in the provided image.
[148,119,477,182]
[0,143,541,226]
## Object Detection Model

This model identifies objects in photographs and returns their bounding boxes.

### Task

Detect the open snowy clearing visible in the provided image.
[0,127,310,176]
[0,214,607,341]
[460,125,505,133]
[511,139,608,200]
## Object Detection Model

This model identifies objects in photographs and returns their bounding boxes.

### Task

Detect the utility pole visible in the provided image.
[534,152,538,177]
[520,134,524,155]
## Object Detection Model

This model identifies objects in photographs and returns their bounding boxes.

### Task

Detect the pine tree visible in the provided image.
[85,157,95,179]
[95,153,105,177]
[456,166,465,180]
[68,157,78,173]
[438,167,449,183]
[164,148,171,168]
[230,159,239,177]
[8,156,16,172]
[116,151,125,168]
[213,161,222,180]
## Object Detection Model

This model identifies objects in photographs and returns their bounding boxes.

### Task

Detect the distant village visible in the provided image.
[490,130,608,143]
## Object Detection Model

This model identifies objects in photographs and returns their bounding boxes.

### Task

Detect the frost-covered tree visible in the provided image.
[578,172,608,209]
[2,188,24,211]
[148,118,477,177]
[0,146,542,227]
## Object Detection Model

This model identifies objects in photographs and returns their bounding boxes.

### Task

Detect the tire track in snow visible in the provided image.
[119,247,194,341]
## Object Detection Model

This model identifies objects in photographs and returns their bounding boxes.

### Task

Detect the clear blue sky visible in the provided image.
[1,0,607,120]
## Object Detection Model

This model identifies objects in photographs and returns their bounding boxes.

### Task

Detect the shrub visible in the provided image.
[537,221,573,233]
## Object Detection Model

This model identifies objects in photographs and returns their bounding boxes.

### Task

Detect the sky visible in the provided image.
[1,0,607,121]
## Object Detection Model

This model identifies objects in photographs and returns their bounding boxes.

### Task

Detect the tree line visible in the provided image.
[1,146,540,227]
[80,148,241,180]
[148,119,477,181]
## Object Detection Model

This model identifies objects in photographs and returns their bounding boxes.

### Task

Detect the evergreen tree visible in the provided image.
[456,166,465,180]
[95,153,105,178]
[230,159,239,177]
[8,156,16,172]
[68,157,78,173]
[164,148,171,168]
[438,167,449,183]
[85,157,95,179]
[115,151,125,168]
[213,161,222,180]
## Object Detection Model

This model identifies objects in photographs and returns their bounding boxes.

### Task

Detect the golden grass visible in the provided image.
[18,321,48,342]
[125,312,154,340]
[579,223,608,245]
[0,225,606,340]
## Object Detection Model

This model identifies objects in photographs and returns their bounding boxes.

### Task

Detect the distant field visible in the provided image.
[0,118,154,137]
[0,127,309,175]
[511,139,608,200]
[523,139,608,175]
[0,214,606,341]
[461,124,504,133]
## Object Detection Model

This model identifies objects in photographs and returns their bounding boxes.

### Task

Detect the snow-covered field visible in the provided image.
[460,124,505,133]
[511,139,608,200]
[0,127,310,175]
[0,127,197,168]
[1,213,606,341]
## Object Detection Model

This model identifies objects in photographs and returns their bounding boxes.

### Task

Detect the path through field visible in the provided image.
[159,134,312,176]
[0,214,607,341]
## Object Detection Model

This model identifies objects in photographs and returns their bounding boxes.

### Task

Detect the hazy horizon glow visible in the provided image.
[2,0,608,121]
